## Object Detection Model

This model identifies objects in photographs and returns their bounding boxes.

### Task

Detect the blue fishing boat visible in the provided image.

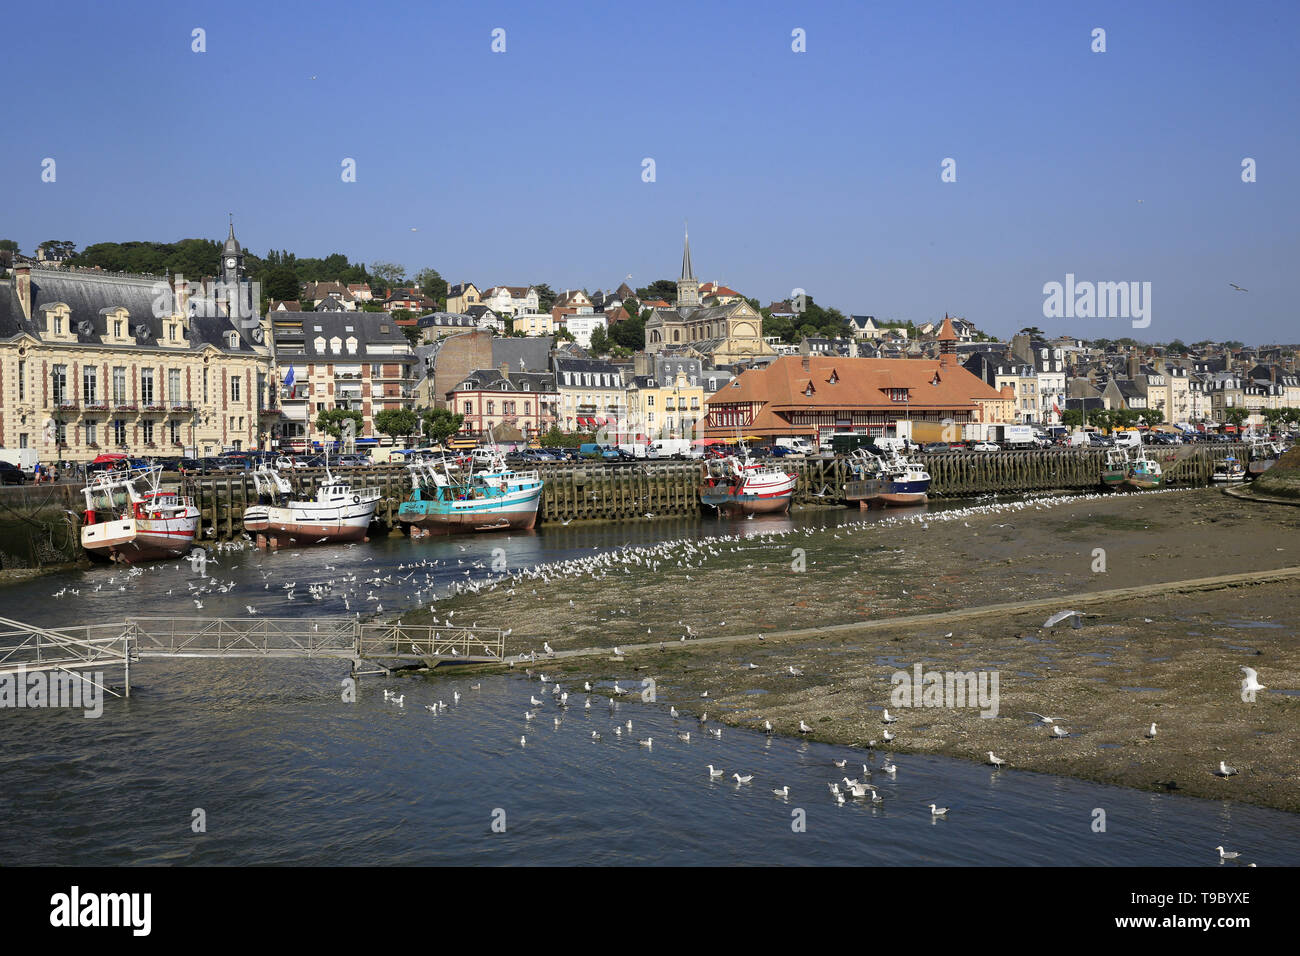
[847,447,931,505]
[398,453,543,536]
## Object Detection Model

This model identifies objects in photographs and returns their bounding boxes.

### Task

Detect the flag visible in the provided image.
[283,366,295,388]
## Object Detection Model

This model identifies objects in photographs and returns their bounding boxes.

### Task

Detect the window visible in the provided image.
[231,376,242,402]
[54,316,63,335]
[371,364,383,378]
[140,368,154,404]
[170,420,182,445]
[113,320,123,337]
[55,421,66,445]
[503,401,516,416]
[142,420,154,444]
[168,323,177,341]
[168,368,181,402]
[648,395,655,408]
[83,366,97,404]
[18,360,24,400]
[83,421,97,445]
[112,420,126,446]
[486,400,495,415]
[202,368,209,404]
[51,365,67,404]
[463,401,473,415]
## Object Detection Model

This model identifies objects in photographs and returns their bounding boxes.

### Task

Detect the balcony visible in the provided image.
[168,402,195,413]
[82,402,110,412]
[113,402,138,412]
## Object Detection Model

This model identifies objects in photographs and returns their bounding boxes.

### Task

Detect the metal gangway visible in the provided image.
[0,616,508,699]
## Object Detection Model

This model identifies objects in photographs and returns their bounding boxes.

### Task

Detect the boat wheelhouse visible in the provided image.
[242,463,379,548]
[80,465,199,563]
[699,448,797,515]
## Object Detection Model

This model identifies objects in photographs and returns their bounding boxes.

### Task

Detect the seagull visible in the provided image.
[591,731,601,741]
[882,729,896,743]
[772,785,790,798]
[929,804,949,817]
[1145,723,1157,739]
[882,709,898,723]
[1215,761,1238,777]
[520,736,526,746]
[798,720,813,734]
[732,773,753,784]
[833,759,847,769]
[1051,725,1070,738]
[1241,666,1266,693]
[763,719,774,735]
[1215,845,1241,860]
[1229,283,1247,292]
[1026,712,1062,725]
[987,752,1006,769]
[390,695,404,707]
[881,760,897,774]
[638,737,653,748]
[246,605,257,615]
[1042,610,1081,628]
[707,765,724,778]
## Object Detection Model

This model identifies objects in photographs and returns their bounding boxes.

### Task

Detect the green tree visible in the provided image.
[0,239,18,253]
[1138,407,1165,427]
[415,268,448,308]
[538,425,569,447]
[374,408,419,444]
[534,283,557,313]
[1061,408,1084,428]
[264,266,301,303]
[588,326,610,354]
[1223,407,1249,431]
[315,408,363,439]
[635,279,677,302]
[1113,408,1141,429]
[401,324,423,346]
[370,261,406,291]
[420,407,465,444]
[1087,407,1114,432]
[609,313,645,350]
[554,326,575,343]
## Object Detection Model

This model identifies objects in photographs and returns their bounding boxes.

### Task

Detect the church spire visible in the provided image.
[676,224,700,309]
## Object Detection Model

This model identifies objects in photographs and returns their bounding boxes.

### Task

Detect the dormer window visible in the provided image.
[827,369,839,384]
[226,331,239,348]
[54,316,63,335]
[114,320,123,337]
[804,383,815,397]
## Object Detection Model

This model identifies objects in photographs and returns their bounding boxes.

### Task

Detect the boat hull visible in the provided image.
[81,514,199,563]
[699,488,793,515]
[399,487,541,534]
[243,500,376,545]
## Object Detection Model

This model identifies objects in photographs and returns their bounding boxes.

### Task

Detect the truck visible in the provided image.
[616,442,659,459]
[1112,429,1142,448]
[994,424,1036,449]
[0,447,39,475]
[650,438,700,459]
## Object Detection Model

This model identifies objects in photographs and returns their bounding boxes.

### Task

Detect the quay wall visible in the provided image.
[0,445,1251,559]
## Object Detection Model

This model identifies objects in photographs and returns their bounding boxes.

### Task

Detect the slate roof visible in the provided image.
[491,336,553,373]
[0,267,261,352]
[451,368,557,394]
[300,313,412,359]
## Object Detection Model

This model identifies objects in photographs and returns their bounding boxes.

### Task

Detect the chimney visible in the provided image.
[499,362,510,383]
[801,356,810,372]
[1128,352,1139,380]
[14,264,31,320]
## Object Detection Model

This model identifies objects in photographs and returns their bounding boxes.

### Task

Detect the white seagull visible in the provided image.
[798,720,813,734]
[929,804,949,817]
[1215,845,1241,860]
[707,765,724,779]
[1145,723,1157,738]
[772,785,790,798]
[882,709,898,724]
[987,752,1006,769]
[1241,666,1266,693]
[1215,761,1238,777]
[732,773,753,784]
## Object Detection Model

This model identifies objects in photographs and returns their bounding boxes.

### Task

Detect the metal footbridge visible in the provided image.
[0,615,507,697]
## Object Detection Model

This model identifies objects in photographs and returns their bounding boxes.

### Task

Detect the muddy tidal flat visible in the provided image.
[407,488,1300,812]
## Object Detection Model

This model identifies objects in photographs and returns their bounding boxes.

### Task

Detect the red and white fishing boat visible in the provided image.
[80,465,199,563]
[699,449,797,515]
[243,463,379,548]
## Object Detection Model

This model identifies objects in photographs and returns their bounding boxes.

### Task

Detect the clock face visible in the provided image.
[226,257,236,268]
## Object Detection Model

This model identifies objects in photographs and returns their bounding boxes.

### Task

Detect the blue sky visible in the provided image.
[3,0,1297,343]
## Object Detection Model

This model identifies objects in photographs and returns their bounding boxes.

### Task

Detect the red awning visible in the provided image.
[91,453,127,464]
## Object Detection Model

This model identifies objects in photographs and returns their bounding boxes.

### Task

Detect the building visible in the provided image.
[625,367,705,441]
[704,337,1010,443]
[0,226,273,460]
[481,285,539,316]
[447,366,559,440]
[512,311,556,336]
[446,283,481,314]
[276,313,416,450]
[553,356,625,431]
[644,230,773,365]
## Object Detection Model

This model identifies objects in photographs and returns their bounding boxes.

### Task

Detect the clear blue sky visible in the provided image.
[4,0,1297,343]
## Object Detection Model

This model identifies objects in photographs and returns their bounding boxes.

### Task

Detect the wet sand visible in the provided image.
[406,488,1300,811]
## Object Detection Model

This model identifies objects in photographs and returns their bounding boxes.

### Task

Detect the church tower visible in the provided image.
[676,226,700,310]
[220,217,244,285]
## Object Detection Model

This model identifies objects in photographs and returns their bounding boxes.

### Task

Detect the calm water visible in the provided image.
[2,664,1297,865]
[4,494,1296,865]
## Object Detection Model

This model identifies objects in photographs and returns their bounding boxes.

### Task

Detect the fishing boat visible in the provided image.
[398,453,543,535]
[846,446,931,506]
[1211,455,1246,483]
[242,462,379,548]
[1246,436,1287,477]
[1101,448,1129,489]
[80,465,199,563]
[699,448,797,515]
[1124,452,1163,490]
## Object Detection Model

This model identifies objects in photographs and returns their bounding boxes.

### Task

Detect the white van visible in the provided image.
[774,437,815,457]
[651,439,699,459]
[1112,430,1142,448]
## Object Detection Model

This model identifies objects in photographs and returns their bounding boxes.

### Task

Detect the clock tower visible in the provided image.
[221,217,244,284]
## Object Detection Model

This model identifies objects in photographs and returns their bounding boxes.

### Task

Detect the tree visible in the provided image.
[1113,408,1141,429]
[1138,407,1165,427]
[420,407,465,444]
[609,313,645,350]
[315,408,363,439]
[1087,407,1114,432]
[1223,407,1249,431]
[588,325,610,355]
[534,283,557,313]
[554,326,575,343]
[415,268,448,308]
[1018,326,1045,337]
[370,261,406,291]
[0,239,18,253]
[538,425,569,447]
[1061,408,1085,428]
[401,324,423,346]
[636,279,677,302]
[374,408,419,444]
[264,266,301,303]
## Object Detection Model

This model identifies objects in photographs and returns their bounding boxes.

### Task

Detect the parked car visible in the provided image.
[971,441,999,452]
[921,442,949,454]
[0,460,29,484]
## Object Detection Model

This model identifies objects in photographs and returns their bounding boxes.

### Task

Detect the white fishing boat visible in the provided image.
[847,446,931,505]
[699,446,797,515]
[80,465,199,563]
[243,462,379,547]
[1211,455,1246,483]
